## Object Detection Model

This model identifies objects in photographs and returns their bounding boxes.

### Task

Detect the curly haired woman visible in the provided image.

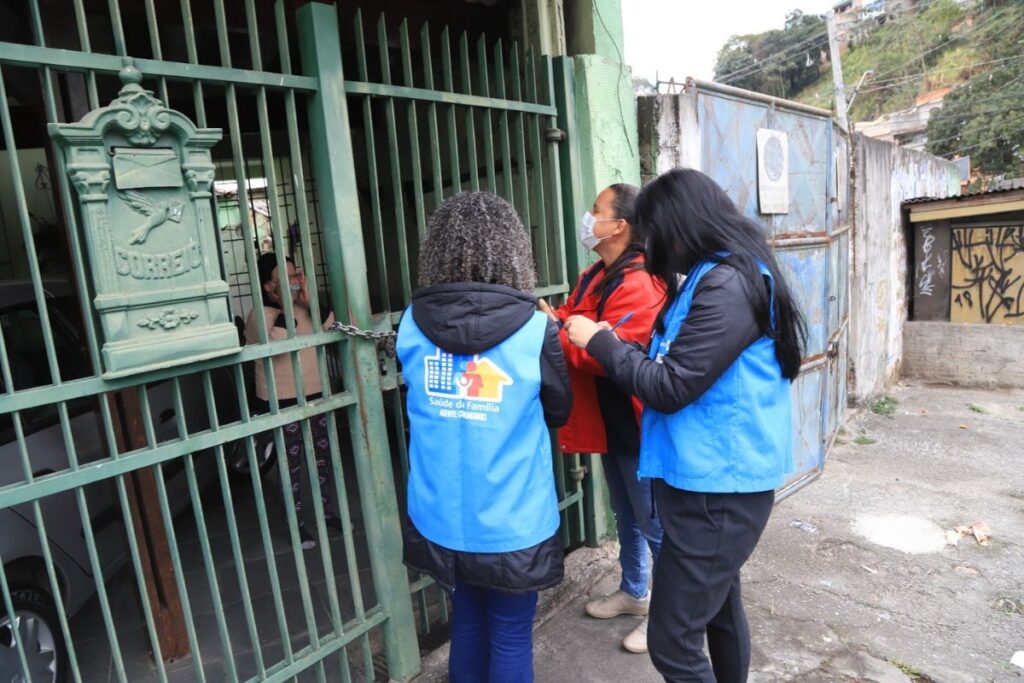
[397,191,572,683]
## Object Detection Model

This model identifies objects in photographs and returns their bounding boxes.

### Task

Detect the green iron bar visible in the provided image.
[525,48,551,286]
[165,380,239,683]
[298,4,421,679]
[354,8,393,314]
[180,0,208,125]
[378,13,414,304]
[142,0,171,106]
[229,364,296,666]
[0,42,318,90]
[1,331,349,415]
[420,22,445,210]
[0,391,358,510]
[66,0,100,106]
[343,80,557,116]
[477,34,498,194]
[256,608,388,683]
[541,56,570,291]
[458,32,480,192]
[398,19,428,242]
[510,44,532,238]
[440,27,461,194]
[494,40,514,203]
[152,456,208,682]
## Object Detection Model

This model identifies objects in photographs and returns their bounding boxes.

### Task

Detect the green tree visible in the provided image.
[925,60,1024,177]
[713,10,826,99]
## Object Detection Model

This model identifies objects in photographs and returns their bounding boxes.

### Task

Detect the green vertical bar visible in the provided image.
[525,48,550,286]
[421,22,445,208]
[354,9,392,313]
[231,368,295,665]
[0,557,33,681]
[477,35,497,194]
[440,26,461,193]
[493,41,514,203]
[143,0,170,104]
[510,44,532,236]
[378,13,413,304]
[107,0,127,55]
[179,0,207,126]
[200,372,266,678]
[399,20,427,241]
[68,0,99,106]
[298,5,421,680]
[458,32,479,191]
[541,56,568,290]
[552,56,588,284]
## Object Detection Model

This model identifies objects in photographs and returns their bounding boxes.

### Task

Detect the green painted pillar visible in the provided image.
[565,0,640,545]
[297,4,421,680]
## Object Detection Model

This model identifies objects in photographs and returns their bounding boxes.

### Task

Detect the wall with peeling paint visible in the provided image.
[849,134,960,402]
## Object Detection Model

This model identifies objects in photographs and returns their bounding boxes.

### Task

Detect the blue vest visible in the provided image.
[397,311,559,553]
[639,260,793,493]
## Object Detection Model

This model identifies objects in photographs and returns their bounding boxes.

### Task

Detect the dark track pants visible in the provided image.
[648,482,774,683]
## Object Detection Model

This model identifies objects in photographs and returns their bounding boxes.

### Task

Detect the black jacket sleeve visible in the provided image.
[539,319,573,427]
[585,266,763,414]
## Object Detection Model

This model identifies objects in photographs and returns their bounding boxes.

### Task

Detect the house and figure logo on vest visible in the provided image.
[424,348,514,421]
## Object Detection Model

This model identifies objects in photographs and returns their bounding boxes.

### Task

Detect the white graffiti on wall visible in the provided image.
[917,226,946,297]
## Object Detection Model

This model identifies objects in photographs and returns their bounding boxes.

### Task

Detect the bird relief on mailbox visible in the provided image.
[49,61,239,378]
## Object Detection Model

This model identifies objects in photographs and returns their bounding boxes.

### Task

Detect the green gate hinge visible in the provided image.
[569,464,588,482]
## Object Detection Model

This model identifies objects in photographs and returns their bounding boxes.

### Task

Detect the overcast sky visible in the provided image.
[622,1,839,83]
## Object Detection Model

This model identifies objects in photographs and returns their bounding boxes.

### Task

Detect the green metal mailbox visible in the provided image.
[50,63,238,378]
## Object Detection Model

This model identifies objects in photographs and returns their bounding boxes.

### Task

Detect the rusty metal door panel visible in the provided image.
[790,368,824,488]
[688,82,851,496]
[777,247,829,357]
[766,111,829,236]
[698,94,768,219]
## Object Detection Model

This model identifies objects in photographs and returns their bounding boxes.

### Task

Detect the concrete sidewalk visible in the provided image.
[529,383,1024,682]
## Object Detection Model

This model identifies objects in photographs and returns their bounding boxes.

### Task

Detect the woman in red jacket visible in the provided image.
[539,183,666,654]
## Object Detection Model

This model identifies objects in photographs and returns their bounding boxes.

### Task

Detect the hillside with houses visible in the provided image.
[712,0,1024,184]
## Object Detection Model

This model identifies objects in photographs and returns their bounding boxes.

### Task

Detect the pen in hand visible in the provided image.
[610,311,634,332]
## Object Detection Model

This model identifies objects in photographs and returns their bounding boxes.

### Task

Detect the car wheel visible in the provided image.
[0,585,67,683]
[225,433,277,484]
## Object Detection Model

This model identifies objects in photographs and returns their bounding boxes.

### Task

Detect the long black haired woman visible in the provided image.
[563,168,806,682]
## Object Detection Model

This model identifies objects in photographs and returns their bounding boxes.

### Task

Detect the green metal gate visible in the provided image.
[0,1,586,681]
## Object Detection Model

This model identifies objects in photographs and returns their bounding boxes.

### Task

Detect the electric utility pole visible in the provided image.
[827,11,849,130]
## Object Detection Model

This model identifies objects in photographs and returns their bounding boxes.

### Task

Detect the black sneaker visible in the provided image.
[325,516,345,533]
[298,526,317,550]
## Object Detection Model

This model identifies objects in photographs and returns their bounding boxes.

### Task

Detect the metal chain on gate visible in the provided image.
[329,321,397,358]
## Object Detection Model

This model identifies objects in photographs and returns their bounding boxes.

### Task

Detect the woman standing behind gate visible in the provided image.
[564,169,806,682]
[398,191,572,682]
[538,183,666,654]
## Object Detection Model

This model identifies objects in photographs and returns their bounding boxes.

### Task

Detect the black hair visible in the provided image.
[635,168,807,380]
[257,252,293,288]
[591,183,646,297]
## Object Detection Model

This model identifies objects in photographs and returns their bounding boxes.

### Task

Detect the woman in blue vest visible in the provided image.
[398,191,572,683]
[564,168,806,683]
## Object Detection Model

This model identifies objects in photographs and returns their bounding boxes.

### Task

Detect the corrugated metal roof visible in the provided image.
[902,186,1024,206]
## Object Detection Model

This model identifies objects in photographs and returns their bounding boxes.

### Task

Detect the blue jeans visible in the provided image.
[449,581,538,683]
[603,453,663,599]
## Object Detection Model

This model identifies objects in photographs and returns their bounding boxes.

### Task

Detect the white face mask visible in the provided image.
[579,211,616,251]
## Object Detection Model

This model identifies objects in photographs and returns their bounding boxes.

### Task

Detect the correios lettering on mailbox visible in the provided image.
[50,61,239,378]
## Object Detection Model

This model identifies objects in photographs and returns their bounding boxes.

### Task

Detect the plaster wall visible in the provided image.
[849,134,960,401]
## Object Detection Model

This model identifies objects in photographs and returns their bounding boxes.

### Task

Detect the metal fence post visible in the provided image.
[297,3,421,680]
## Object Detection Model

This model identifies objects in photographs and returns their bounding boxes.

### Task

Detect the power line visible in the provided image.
[716,30,829,84]
[854,54,1024,94]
